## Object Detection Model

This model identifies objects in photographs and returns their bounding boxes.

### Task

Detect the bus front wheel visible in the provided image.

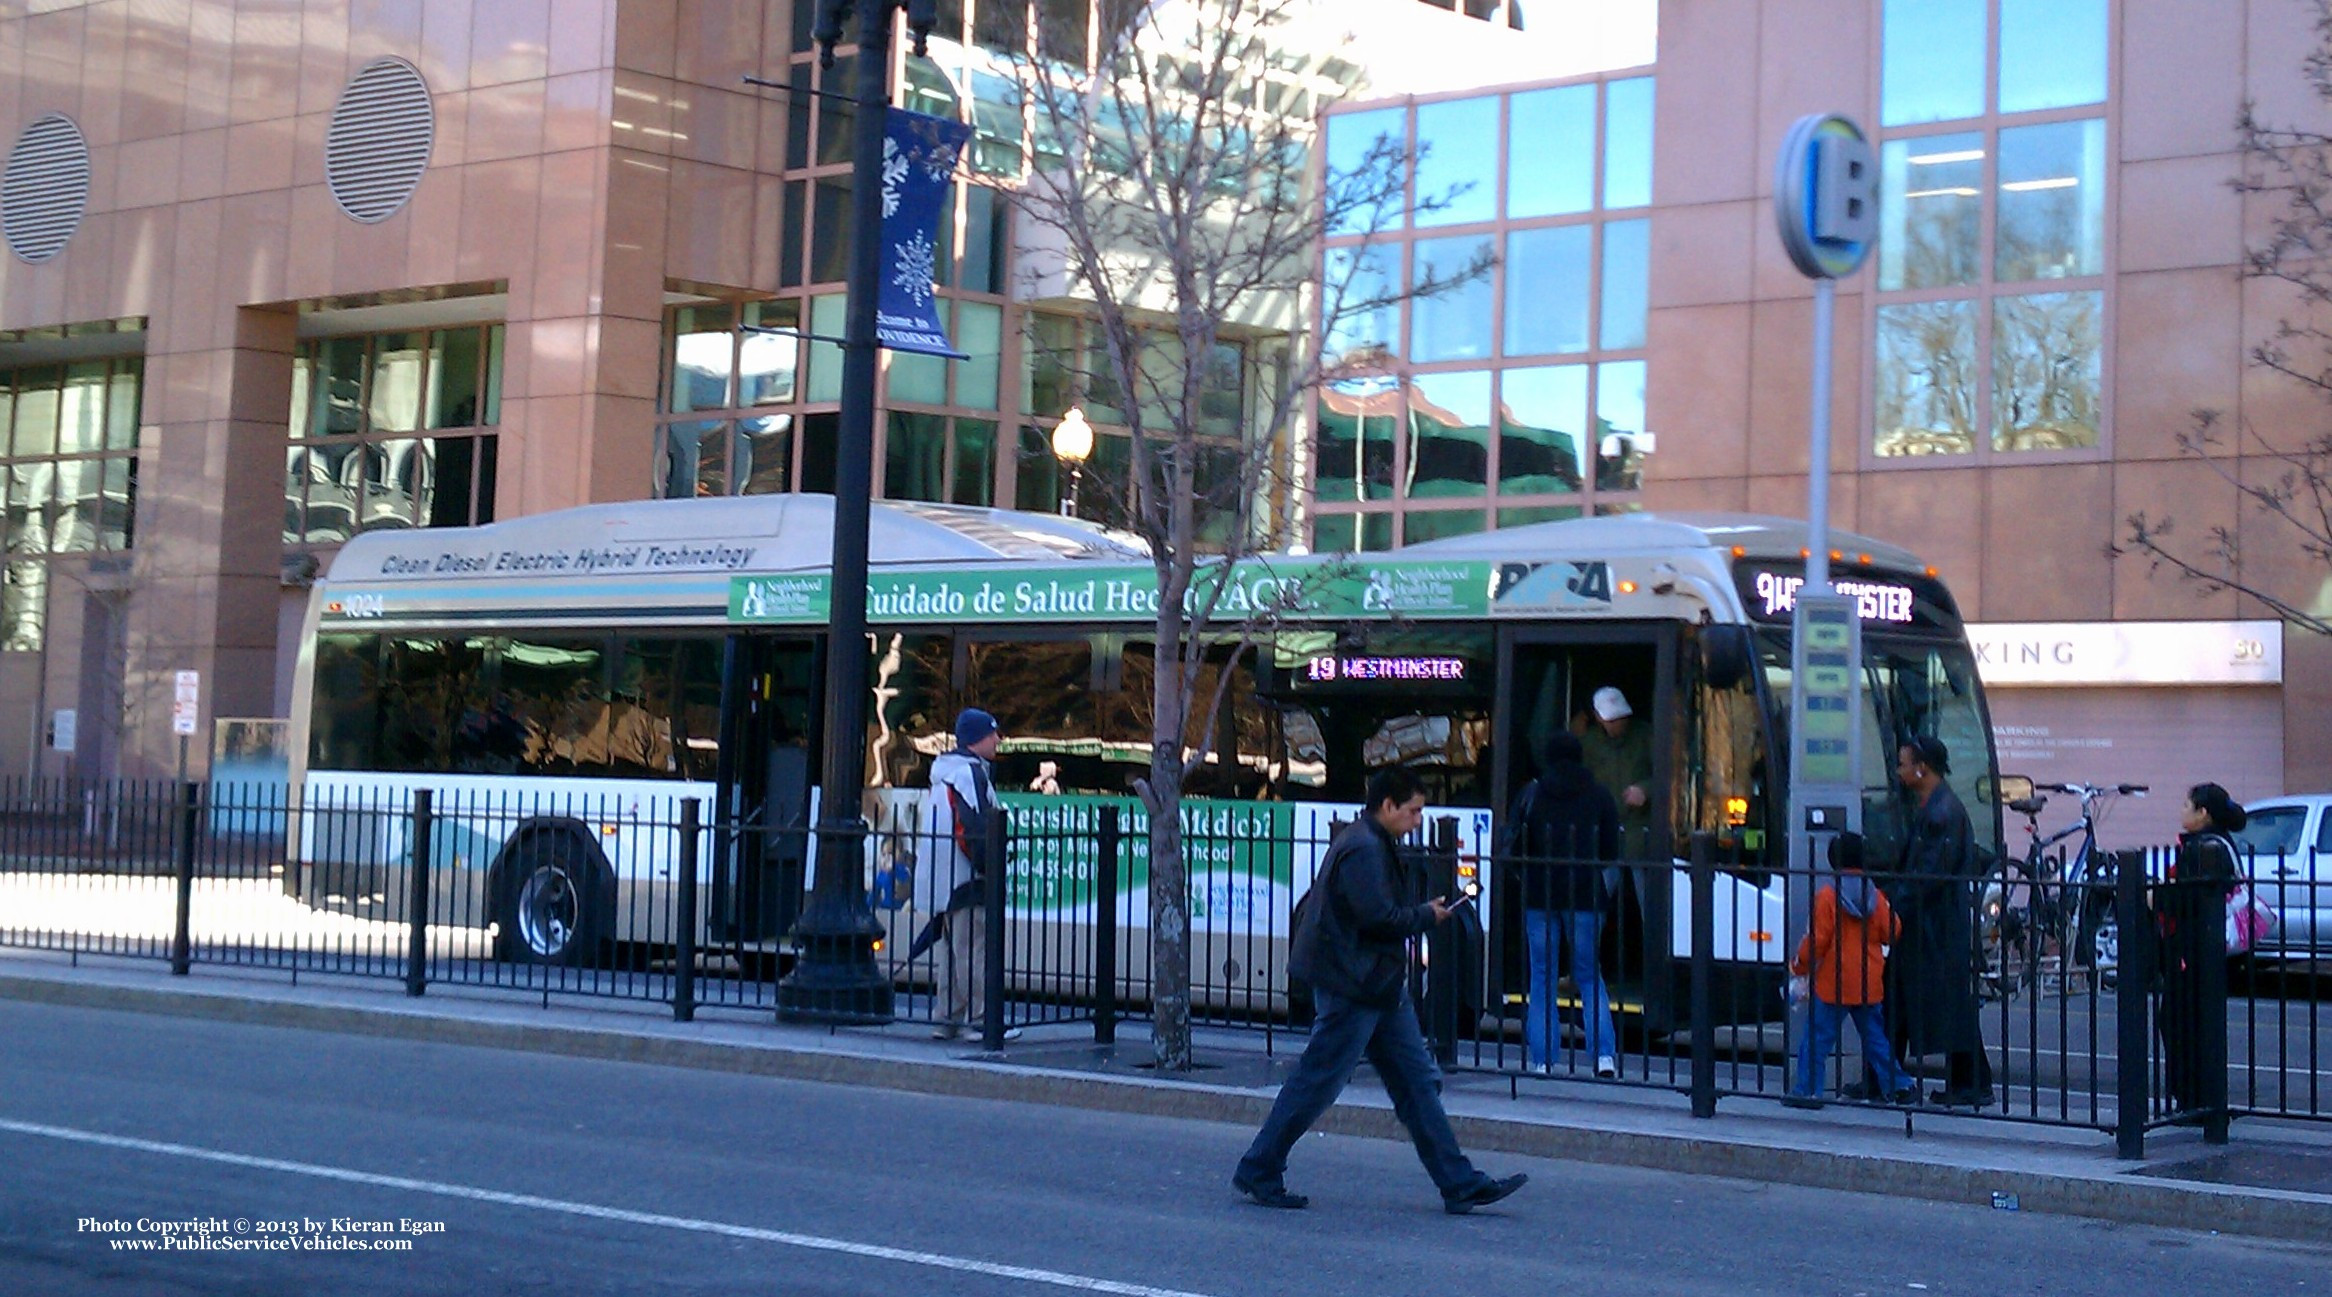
[491,821,614,967]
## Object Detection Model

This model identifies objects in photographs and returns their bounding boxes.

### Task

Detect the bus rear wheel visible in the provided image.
[492,822,613,967]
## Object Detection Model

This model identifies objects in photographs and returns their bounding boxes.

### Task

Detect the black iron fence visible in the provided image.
[1,777,2323,1157]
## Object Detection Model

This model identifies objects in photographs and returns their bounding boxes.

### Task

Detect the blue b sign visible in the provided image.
[877,107,974,358]
[1774,114,1875,280]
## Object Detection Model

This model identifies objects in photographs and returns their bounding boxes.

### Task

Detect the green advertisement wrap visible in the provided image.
[728,558,1495,627]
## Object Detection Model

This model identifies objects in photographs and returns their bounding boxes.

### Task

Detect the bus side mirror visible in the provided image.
[1988,773,2035,805]
[1700,625,1753,692]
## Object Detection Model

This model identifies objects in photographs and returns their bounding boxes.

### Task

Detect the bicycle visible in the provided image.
[1979,781,2146,1000]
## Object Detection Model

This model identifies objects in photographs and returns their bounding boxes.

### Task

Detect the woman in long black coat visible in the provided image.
[2156,782,2243,1113]
[1883,736,1992,1106]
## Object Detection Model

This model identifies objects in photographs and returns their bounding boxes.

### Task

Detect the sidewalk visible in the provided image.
[3,950,2328,1242]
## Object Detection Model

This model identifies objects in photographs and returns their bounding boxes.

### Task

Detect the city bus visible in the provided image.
[287,494,2001,1031]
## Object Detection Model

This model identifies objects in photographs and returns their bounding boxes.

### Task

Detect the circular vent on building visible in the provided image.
[2,113,92,264]
[325,57,434,224]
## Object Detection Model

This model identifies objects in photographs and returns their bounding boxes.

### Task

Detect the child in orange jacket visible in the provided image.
[1788,833,1916,1107]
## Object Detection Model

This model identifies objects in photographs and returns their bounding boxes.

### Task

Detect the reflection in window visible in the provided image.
[1603,77,1655,208]
[956,301,1003,409]
[1874,300,1979,456]
[1324,244,1400,368]
[738,300,799,405]
[1497,365,1586,495]
[1506,84,1594,218]
[1995,118,2105,283]
[1880,0,1985,127]
[1414,96,1499,227]
[1999,0,2107,114]
[1497,504,1583,528]
[1599,219,1650,350]
[967,638,1102,791]
[1407,371,1490,499]
[1879,134,1983,291]
[499,637,609,776]
[1594,360,1648,490]
[1404,508,1485,542]
[1502,224,1590,356]
[659,420,728,499]
[1325,107,1406,237]
[287,325,498,540]
[1409,234,1493,362]
[885,410,949,502]
[955,417,995,506]
[1991,291,2101,451]
[1314,377,1399,503]
[739,422,791,502]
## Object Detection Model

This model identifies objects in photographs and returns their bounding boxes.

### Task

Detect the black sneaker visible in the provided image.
[1929,1087,1995,1109]
[1444,1173,1528,1215]
[1780,1094,1824,1110]
[1232,1172,1309,1210]
[1889,1086,1922,1107]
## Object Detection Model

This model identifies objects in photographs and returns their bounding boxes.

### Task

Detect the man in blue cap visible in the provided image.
[917,708,1005,1040]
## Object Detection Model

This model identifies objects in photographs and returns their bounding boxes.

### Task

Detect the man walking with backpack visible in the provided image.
[1233,767,1530,1214]
[918,708,1006,1042]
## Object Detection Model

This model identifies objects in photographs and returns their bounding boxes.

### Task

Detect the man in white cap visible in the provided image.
[1581,685,1653,851]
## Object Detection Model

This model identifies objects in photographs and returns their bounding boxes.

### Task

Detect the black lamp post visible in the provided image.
[774,0,942,1025]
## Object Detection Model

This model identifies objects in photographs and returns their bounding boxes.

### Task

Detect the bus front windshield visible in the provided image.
[1857,635,1995,869]
[1759,632,1997,869]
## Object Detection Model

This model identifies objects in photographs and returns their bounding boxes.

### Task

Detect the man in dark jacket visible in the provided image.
[1885,735,1993,1107]
[1519,732,1622,1076]
[1234,767,1529,1214]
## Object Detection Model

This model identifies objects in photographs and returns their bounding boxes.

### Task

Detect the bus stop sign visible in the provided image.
[1775,114,1875,280]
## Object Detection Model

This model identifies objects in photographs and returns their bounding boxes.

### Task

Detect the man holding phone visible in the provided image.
[1233,767,1529,1214]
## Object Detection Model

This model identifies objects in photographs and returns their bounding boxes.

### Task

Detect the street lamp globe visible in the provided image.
[1051,406,1094,463]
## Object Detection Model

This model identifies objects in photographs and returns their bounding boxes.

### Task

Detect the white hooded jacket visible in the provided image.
[912,749,994,914]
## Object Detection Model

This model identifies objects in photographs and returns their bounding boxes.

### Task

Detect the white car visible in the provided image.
[2235,795,2332,954]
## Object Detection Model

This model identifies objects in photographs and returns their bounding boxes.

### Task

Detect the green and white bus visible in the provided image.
[289,494,2001,1028]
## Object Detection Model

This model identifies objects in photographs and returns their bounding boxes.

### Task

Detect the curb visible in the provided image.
[5,972,2329,1242]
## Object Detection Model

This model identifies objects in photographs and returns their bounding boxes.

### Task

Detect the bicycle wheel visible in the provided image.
[1978,863,2038,1001]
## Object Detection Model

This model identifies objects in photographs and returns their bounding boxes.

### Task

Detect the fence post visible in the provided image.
[2115,848,2152,1160]
[1689,831,1717,1119]
[169,781,199,976]
[404,789,433,997]
[2198,860,2231,1145]
[1094,806,1119,1046]
[675,800,701,1023]
[1427,818,1460,1066]
[982,807,1009,1050]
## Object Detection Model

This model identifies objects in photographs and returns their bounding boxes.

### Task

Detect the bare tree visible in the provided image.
[1000,0,1479,1068]
[2115,0,2332,634]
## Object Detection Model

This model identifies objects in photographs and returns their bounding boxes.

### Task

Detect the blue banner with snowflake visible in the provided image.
[876,108,974,358]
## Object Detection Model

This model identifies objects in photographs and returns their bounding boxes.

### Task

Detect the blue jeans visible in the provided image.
[1795,1000,1910,1098]
[1238,988,1484,1198]
[1524,909,1616,1069]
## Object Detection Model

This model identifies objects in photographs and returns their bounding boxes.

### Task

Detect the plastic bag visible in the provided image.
[2226,885,2276,955]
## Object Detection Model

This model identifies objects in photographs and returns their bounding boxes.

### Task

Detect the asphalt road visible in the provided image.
[1,1000,2327,1296]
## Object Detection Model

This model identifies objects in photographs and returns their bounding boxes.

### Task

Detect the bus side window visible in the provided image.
[310,633,383,771]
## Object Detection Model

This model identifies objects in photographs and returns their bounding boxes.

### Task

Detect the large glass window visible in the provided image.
[1506,85,1594,218]
[1601,77,1655,209]
[1414,96,1498,227]
[286,323,500,543]
[0,333,143,653]
[1409,235,1494,362]
[1872,0,2109,460]
[1995,118,2105,283]
[1325,107,1406,237]
[1497,365,1587,496]
[1503,225,1591,357]
[1316,74,1655,548]
[1406,370,1490,499]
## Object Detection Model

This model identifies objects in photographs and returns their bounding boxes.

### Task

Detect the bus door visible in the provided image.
[710,633,821,945]
[1490,624,1678,1024]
